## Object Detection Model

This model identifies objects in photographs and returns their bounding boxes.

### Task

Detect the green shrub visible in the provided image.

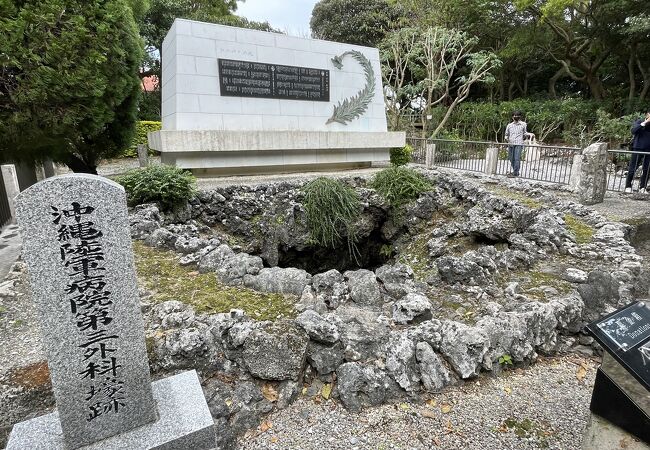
[116,165,196,210]
[301,177,361,250]
[120,121,162,157]
[371,166,433,206]
[390,144,414,166]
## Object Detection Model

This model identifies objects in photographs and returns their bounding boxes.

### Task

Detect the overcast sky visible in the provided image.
[236,0,320,36]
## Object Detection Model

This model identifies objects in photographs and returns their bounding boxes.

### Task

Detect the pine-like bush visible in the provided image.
[371,167,432,206]
[390,144,414,166]
[116,165,196,210]
[301,177,361,249]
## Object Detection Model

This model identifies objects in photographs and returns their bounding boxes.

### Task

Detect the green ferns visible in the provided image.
[302,177,361,250]
[116,165,196,210]
[371,166,433,206]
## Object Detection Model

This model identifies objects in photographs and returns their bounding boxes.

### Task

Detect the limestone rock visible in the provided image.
[436,256,487,285]
[336,362,397,412]
[312,269,349,309]
[215,253,264,285]
[307,341,345,375]
[295,310,340,343]
[198,244,236,273]
[344,269,382,307]
[385,332,420,392]
[129,203,163,239]
[242,321,309,380]
[416,342,452,392]
[243,267,311,296]
[375,263,416,299]
[392,293,433,325]
[438,321,490,378]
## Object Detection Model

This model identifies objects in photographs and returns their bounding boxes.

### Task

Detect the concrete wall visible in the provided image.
[161,19,387,133]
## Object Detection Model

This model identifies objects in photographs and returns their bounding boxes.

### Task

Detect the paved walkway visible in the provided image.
[0,225,21,281]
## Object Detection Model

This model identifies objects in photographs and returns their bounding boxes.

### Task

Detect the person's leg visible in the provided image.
[513,145,523,176]
[625,152,641,189]
[640,152,650,190]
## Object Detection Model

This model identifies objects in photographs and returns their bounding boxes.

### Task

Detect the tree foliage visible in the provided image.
[310,0,402,47]
[381,26,501,137]
[0,0,144,173]
[137,0,278,120]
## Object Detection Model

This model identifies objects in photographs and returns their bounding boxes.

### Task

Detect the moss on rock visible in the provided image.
[133,242,296,321]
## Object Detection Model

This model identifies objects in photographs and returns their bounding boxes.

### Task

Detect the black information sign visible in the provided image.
[587,301,650,390]
[218,58,330,102]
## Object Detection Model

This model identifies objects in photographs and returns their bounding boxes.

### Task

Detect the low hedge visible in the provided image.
[120,121,161,158]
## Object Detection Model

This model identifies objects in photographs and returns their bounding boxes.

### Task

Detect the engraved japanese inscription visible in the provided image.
[218,58,330,102]
[15,175,156,449]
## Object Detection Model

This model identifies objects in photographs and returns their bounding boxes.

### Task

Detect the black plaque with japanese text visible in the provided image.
[586,301,650,390]
[218,58,330,102]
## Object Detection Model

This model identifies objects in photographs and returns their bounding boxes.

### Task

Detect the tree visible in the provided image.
[0,0,144,173]
[310,0,402,47]
[516,0,647,100]
[137,0,277,120]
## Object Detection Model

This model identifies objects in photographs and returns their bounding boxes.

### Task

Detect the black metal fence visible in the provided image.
[606,149,650,192]
[0,170,12,229]
[406,137,581,185]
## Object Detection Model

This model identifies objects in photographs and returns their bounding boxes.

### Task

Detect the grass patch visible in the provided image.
[133,242,295,321]
[500,417,553,448]
[563,214,594,244]
[485,186,544,209]
[499,269,573,301]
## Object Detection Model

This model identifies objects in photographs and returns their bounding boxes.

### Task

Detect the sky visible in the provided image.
[236,0,320,37]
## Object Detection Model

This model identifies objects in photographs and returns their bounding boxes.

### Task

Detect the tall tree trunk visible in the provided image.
[548,67,567,99]
[586,72,605,100]
[508,81,515,100]
[627,45,637,111]
[65,154,98,174]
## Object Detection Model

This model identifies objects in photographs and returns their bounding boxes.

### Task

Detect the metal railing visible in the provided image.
[407,137,581,185]
[0,170,12,229]
[606,149,650,192]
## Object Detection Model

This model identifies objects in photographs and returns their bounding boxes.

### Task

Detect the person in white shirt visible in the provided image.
[504,111,533,177]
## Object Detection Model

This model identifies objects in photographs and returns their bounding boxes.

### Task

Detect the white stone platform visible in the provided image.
[148,130,405,174]
[6,370,216,450]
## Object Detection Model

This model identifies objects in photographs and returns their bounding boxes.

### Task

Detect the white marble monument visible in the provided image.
[148,19,405,174]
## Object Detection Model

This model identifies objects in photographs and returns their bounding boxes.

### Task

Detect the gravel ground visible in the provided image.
[238,356,598,450]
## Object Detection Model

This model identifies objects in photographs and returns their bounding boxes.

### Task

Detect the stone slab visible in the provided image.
[582,413,650,450]
[148,130,405,153]
[6,370,217,450]
[15,175,156,447]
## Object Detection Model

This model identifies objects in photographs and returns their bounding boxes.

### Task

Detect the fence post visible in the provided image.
[425,143,436,169]
[137,144,149,168]
[575,143,608,205]
[1,164,20,222]
[485,147,499,176]
[42,160,56,178]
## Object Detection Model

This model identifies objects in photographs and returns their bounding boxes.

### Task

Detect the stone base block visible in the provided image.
[147,130,404,174]
[7,370,215,450]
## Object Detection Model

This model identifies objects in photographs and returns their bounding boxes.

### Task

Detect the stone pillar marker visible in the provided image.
[484,147,499,176]
[575,142,608,205]
[137,144,149,168]
[8,174,215,449]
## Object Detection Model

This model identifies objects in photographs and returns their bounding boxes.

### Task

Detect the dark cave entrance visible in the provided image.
[276,228,393,274]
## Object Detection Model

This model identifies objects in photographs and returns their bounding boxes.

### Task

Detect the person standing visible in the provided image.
[504,111,532,177]
[625,109,650,193]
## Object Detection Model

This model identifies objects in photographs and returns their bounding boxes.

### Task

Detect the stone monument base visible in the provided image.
[148,130,405,175]
[7,370,215,450]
